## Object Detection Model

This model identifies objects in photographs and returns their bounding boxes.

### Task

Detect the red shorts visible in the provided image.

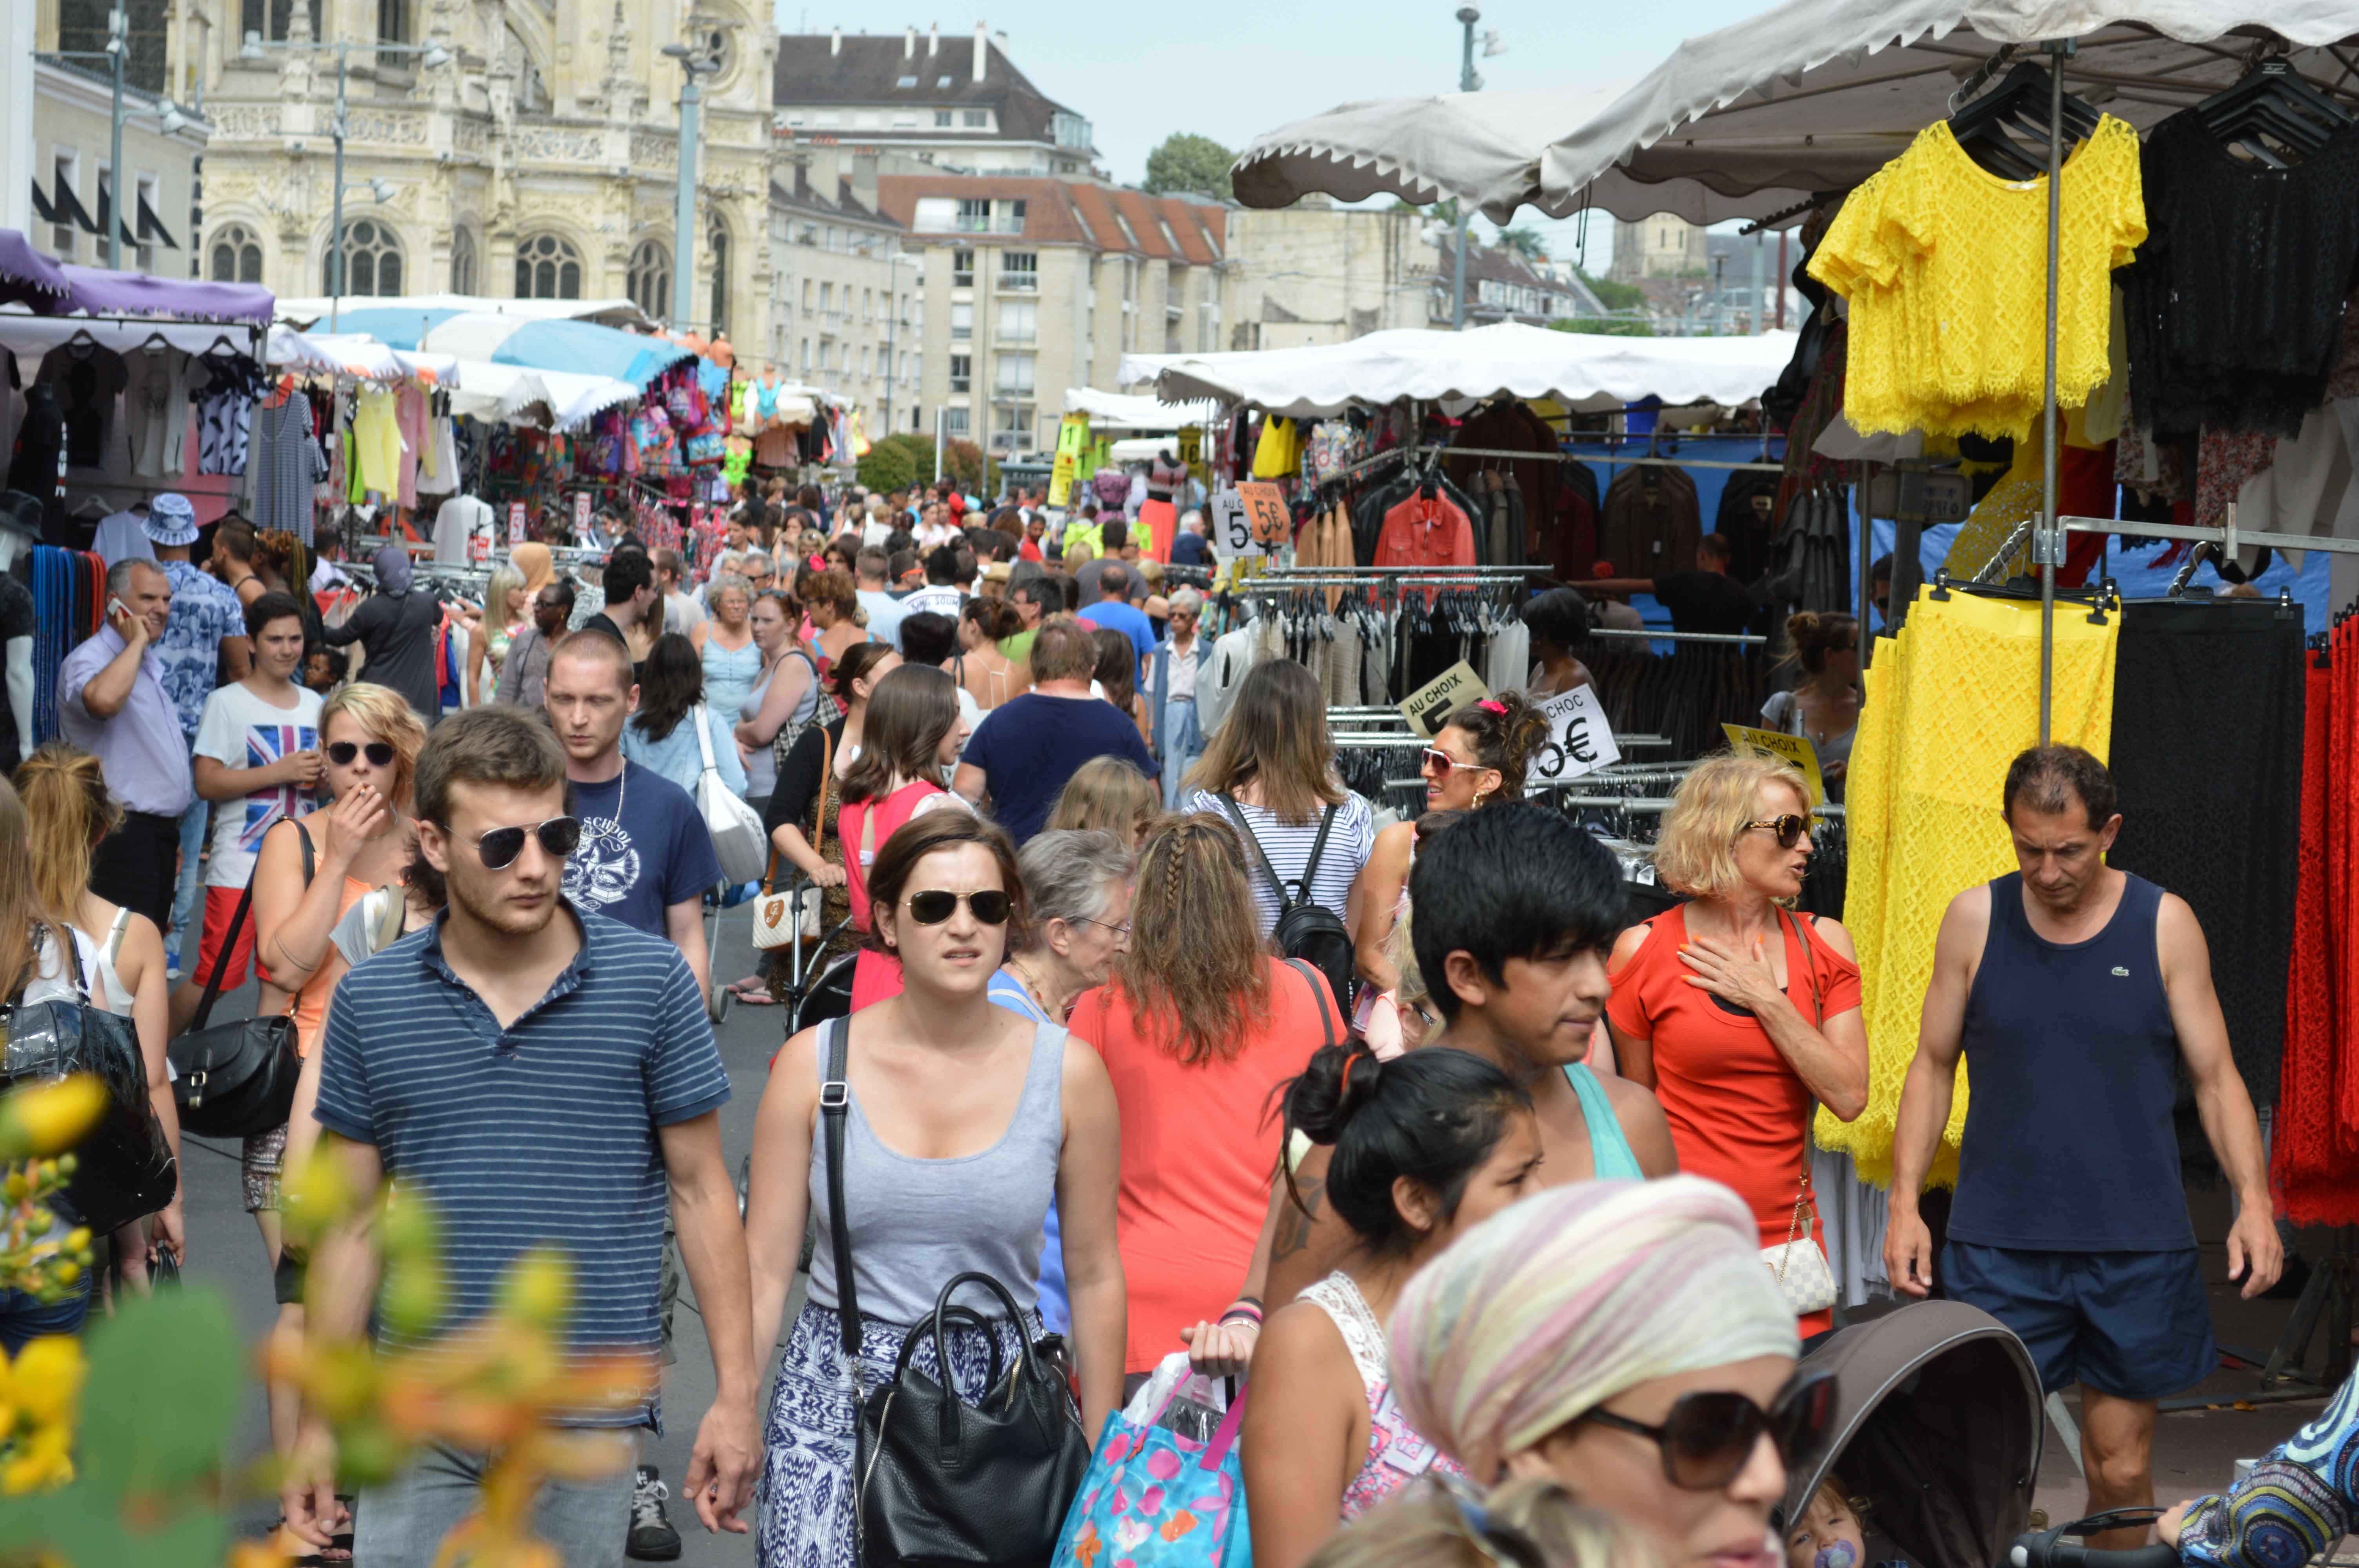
[190,884,272,993]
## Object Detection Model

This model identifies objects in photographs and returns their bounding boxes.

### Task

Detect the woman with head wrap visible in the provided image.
[1389,1178,1834,1568]
[319,545,447,726]
[510,540,555,601]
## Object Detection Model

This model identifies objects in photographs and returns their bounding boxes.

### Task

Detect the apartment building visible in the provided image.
[769,162,921,432]
[772,24,1096,178]
[23,3,208,275]
[875,174,1225,458]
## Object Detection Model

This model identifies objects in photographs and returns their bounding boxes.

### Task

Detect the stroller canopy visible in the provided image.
[1787,1302,2044,1568]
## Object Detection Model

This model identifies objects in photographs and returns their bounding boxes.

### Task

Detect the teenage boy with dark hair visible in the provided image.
[1192,805,1678,1365]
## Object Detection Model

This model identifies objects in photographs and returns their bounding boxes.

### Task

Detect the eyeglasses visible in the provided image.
[1581,1368,1836,1492]
[904,889,1012,926]
[471,816,582,871]
[1421,747,1494,781]
[1074,915,1132,939]
[1743,814,1816,850]
[326,740,396,768]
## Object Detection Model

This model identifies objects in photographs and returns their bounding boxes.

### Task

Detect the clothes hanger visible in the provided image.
[2195,58,2354,162]
[1947,61,2101,177]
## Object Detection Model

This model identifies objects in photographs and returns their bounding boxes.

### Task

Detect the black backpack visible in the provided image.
[1218,795,1354,1014]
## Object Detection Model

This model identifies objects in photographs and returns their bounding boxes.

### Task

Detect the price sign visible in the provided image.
[506,502,526,546]
[1210,488,1257,555]
[1528,686,1621,786]
[574,492,592,533]
[1398,661,1489,739]
[1176,425,1203,478]
[1237,481,1290,545]
[1722,723,1826,807]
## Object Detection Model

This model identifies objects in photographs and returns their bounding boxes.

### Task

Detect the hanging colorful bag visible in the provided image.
[1049,1352,1250,1568]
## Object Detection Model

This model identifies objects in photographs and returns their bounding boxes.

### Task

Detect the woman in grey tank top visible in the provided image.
[743,812,1125,1568]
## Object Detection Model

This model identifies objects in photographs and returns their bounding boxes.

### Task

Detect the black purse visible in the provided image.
[165,826,305,1139]
[820,1018,1091,1568]
[4,935,177,1234]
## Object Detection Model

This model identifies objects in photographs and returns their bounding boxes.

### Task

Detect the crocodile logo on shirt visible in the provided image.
[2111,965,2130,977]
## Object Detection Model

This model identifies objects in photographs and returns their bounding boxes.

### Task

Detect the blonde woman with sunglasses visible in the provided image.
[1603,750,1870,1334]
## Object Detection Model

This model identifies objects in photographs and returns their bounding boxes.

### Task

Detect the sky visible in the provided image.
[772,0,1779,266]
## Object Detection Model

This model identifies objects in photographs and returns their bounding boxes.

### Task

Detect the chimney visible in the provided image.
[992,29,1007,54]
[972,20,986,82]
[851,151,880,215]
[904,25,914,56]
[928,22,938,54]
[830,25,841,54]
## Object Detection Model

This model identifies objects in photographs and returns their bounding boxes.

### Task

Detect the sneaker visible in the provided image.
[627,1466,682,1561]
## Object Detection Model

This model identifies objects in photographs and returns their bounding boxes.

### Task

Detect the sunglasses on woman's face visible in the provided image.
[1421,747,1481,779]
[327,740,396,768]
[1744,813,1815,850]
[472,816,582,871]
[904,889,1012,926]
[1581,1368,1836,1492]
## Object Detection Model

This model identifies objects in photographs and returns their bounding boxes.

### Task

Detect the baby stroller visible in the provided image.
[1787,1301,2181,1568]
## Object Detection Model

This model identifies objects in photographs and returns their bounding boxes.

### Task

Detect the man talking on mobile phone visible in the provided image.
[58,556,192,933]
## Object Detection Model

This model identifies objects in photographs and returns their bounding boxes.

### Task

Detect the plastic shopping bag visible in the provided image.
[1050,1352,1250,1568]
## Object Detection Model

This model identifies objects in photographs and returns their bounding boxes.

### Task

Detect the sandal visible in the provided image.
[727,976,780,1004]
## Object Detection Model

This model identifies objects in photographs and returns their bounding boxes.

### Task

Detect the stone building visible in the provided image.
[1611,212,1708,281]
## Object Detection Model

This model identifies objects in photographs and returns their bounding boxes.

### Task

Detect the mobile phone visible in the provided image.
[106,595,130,622]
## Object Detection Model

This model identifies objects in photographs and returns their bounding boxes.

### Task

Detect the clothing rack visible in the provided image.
[1588,625,1767,648]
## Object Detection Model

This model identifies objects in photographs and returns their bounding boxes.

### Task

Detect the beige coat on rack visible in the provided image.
[1296,500,1355,612]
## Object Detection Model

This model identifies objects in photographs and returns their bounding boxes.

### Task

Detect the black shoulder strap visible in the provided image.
[189,872,256,1034]
[821,1016,860,1355]
[1296,803,1341,898]
[295,816,315,887]
[1284,958,1336,1049]
[1216,793,1296,915]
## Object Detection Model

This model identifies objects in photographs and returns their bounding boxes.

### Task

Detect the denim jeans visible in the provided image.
[354,1433,637,1567]
[0,1272,93,1357]
[1159,696,1202,811]
[168,795,209,962]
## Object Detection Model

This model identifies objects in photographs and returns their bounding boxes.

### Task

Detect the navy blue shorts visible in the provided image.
[1942,1241,2216,1401]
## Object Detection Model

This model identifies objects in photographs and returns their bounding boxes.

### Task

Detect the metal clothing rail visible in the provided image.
[1588,624,1767,647]
[1259,566,1536,583]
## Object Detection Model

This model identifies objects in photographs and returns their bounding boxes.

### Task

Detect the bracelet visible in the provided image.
[1219,1303,1263,1327]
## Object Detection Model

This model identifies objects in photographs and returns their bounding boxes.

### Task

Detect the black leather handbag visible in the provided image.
[4,940,177,1234]
[165,837,304,1140]
[821,1019,1090,1568]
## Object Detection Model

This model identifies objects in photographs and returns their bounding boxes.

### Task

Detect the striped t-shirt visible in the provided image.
[1185,789,1376,939]
[314,903,731,1428]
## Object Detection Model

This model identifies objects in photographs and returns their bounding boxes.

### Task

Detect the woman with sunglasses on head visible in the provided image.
[1353,695,1549,1007]
[1759,613,1859,800]
[1246,1041,1545,1568]
[743,811,1125,1568]
[837,662,973,1012]
[1066,813,1347,1386]
[242,681,426,1469]
[1390,1178,1835,1568]
[1604,750,1869,1334]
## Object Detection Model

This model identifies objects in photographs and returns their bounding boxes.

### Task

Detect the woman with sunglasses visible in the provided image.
[1352,694,1549,1008]
[1067,813,1347,1384]
[241,680,426,1468]
[837,663,973,1012]
[1390,1178,1833,1568]
[744,811,1125,1568]
[1246,1041,1544,1568]
[1605,750,1869,1334]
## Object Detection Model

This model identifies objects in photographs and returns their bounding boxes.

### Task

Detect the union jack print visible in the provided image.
[240,723,318,851]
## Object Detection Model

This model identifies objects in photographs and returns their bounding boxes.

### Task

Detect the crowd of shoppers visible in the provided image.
[8,476,2306,1568]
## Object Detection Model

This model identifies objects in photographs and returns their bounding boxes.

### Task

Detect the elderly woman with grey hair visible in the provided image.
[987,827,1135,1337]
[1150,586,1211,809]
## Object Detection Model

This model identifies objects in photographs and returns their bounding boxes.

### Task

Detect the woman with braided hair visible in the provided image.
[1065,812,1347,1385]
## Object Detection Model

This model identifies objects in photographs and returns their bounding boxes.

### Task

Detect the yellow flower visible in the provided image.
[10,1336,84,1426]
[1,1077,107,1158]
[498,1250,571,1330]
[1,1419,73,1493]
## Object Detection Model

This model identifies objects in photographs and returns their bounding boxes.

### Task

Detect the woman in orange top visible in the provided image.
[1067,812,1347,1378]
[1604,750,1869,1334]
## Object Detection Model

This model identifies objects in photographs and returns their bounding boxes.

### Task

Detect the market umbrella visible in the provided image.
[330,308,694,388]
[0,231,71,313]
[1061,387,1222,430]
[58,262,273,322]
[1542,0,2359,223]
[273,293,654,330]
[1231,81,1631,223]
[1120,321,1797,419]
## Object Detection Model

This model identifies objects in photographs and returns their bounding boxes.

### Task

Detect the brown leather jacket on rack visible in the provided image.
[1444,401,1560,554]
[1294,498,1355,611]
[1598,464,1703,577]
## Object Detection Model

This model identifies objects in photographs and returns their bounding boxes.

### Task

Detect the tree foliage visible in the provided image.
[856,433,934,495]
[1143,134,1236,200]
[1493,225,1548,262]
[1579,270,1647,315]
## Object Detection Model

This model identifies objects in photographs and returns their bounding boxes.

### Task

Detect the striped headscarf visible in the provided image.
[1388,1177,1801,1484]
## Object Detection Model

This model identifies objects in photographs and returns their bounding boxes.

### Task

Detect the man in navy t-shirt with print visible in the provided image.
[543,632,722,999]
[954,616,1157,844]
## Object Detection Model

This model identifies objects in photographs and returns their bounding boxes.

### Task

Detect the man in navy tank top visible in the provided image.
[1884,746,2279,1549]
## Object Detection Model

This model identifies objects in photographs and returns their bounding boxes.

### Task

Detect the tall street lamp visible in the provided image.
[50,4,205,269]
[661,35,723,336]
[1448,8,1506,331]
[241,30,451,327]
[881,250,920,436]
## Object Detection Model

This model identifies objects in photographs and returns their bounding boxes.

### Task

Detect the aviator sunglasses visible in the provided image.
[1743,813,1816,850]
[1582,1367,1836,1491]
[903,889,1013,926]
[327,740,396,768]
[472,816,583,870]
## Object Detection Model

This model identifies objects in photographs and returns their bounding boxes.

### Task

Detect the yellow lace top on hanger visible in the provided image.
[1809,115,2146,441]
[1825,586,2118,1187]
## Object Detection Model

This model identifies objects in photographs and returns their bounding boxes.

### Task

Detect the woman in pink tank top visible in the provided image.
[837,664,974,1011]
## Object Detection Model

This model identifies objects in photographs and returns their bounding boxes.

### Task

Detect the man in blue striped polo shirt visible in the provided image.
[281,706,759,1566]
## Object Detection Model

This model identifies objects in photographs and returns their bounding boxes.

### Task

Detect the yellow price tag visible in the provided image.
[1721,724,1826,808]
[1400,661,1490,739]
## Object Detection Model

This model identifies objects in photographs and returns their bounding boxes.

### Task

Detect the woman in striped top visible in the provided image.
[1183,657,1374,940]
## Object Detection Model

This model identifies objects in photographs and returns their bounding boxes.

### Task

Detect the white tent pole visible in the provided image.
[2037,39,2071,747]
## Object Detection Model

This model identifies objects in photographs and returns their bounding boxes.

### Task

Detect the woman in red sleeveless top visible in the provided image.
[839,663,974,1010]
[1605,750,1869,1335]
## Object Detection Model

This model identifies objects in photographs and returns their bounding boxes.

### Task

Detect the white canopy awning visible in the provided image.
[1061,387,1222,429]
[1232,82,1632,224]
[1549,0,2359,223]
[274,294,656,330]
[0,309,265,363]
[536,369,646,430]
[1122,323,1798,419]
[301,332,458,385]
